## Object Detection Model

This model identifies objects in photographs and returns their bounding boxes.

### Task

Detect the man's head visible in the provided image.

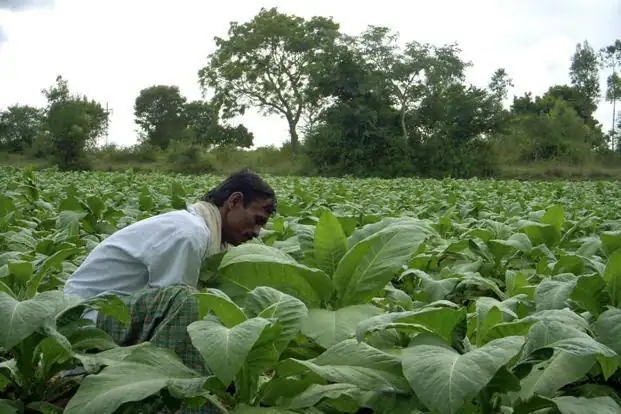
[202,169,276,246]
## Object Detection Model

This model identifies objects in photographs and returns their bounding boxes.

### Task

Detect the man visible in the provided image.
[63,169,276,413]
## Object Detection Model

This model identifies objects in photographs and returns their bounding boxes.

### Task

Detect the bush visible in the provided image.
[165,142,215,175]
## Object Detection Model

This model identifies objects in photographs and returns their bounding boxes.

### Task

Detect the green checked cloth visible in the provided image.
[96,284,220,414]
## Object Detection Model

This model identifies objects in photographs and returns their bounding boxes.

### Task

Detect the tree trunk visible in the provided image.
[400,107,409,145]
[611,97,616,151]
[289,122,299,161]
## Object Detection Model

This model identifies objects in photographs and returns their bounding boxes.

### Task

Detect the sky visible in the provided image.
[0,0,620,149]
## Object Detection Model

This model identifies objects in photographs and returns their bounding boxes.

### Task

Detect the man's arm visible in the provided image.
[143,227,207,288]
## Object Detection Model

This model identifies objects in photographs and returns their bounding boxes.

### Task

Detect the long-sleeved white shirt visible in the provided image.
[64,209,211,322]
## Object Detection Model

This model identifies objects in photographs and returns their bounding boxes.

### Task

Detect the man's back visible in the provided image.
[64,209,210,302]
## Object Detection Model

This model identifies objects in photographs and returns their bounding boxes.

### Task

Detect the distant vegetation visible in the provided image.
[1,8,620,180]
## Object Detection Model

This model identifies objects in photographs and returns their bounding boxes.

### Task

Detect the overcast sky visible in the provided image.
[1,0,619,148]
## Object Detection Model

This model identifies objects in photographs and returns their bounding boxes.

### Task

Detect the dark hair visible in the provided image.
[202,168,277,214]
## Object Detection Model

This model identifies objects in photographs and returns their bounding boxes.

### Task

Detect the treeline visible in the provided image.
[1,8,620,178]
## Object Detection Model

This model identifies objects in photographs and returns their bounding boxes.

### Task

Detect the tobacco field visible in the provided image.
[2,166,621,414]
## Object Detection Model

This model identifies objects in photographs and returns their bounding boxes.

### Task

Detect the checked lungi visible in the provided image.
[96,284,220,414]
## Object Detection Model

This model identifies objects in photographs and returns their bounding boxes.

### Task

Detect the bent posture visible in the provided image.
[63,170,276,413]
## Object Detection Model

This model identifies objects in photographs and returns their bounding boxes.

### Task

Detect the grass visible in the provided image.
[2,145,621,180]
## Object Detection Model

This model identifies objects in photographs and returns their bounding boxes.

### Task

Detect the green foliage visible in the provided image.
[3,169,621,412]
[198,7,342,157]
[354,25,469,143]
[570,40,601,106]
[43,76,108,171]
[165,141,216,175]
[304,47,409,177]
[0,10,619,179]
[133,87,255,151]
[134,85,188,149]
[498,99,598,164]
[0,105,44,153]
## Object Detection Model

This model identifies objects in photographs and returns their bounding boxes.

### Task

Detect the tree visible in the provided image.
[42,75,70,103]
[305,48,405,177]
[42,76,108,170]
[511,84,602,138]
[134,85,187,149]
[511,92,538,116]
[184,99,253,149]
[355,25,468,144]
[184,99,217,145]
[488,68,513,102]
[0,105,44,153]
[198,7,342,159]
[600,39,621,143]
[569,40,601,106]
[411,83,505,177]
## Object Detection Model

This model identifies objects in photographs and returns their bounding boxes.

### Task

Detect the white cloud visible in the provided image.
[0,0,619,148]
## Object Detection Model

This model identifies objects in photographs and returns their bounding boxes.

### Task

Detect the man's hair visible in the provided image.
[202,168,277,214]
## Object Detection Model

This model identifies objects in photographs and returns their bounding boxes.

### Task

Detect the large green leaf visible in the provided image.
[217,244,333,307]
[301,304,384,349]
[313,210,348,277]
[402,335,525,414]
[603,249,621,307]
[280,338,410,393]
[0,290,72,350]
[347,217,435,248]
[356,307,466,345]
[519,353,601,399]
[283,383,362,409]
[25,247,81,298]
[65,344,209,414]
[187,317,272,386]
[243,286,308,353]
[333,224,425,307]
[194,288,247,327]
[552,396,621,414]
[522,320,619,379]
[593,307,621,357]
[514,395,621,414]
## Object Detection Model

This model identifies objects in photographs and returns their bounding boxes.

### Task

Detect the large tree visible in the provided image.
[184,99,253,149]
[305,47,404,177]
[354,25,468,144]
[0,104,44,153]
[600,39,621,142]
[41,75,108,170]
[134,85,187,149]
[198,7,341,158]
[569,40,601,107]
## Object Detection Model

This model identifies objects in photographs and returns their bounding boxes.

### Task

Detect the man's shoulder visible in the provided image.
[112,209,210,245]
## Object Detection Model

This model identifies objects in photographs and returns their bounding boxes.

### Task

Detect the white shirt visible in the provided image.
[64,209,210,322]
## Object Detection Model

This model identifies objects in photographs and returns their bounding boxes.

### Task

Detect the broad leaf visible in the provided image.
[333,224,425,307]
[194,288,247,327]
[314,210,348,276]
[523,320,619,379]
[218,244,333,307]
[244,286,308,353]
[593,308,621,358]
[0,290,69,350]
[402,335,525,414]
[280,338,410,393]
[65,344,208,414]
[301,304,383,349]
[356,307,466,345]
[188,317,272,386]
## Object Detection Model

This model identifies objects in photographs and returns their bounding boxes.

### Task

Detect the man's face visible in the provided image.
[222,193,273,245]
